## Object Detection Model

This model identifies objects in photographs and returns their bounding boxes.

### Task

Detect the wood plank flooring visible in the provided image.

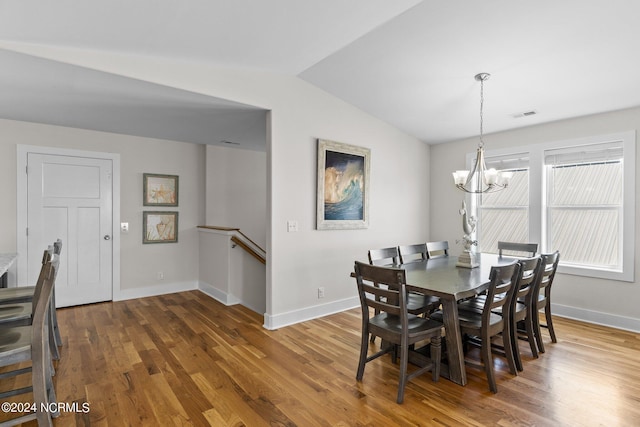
[1,290,639,426]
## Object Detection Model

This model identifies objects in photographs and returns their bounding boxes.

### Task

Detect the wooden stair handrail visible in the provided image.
[198,226,266,265]
[230,236,266,265]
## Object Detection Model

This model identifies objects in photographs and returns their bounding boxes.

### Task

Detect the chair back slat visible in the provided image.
[398,243,427,264]
[355,261,406,318]
[368,247,400,266]
[498,241,538,257]
[483,262,520,320]
[426,241,449,259]
[359,282,401,315]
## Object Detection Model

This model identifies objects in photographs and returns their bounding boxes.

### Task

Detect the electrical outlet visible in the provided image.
[121,222,129,233]
[317,287,325,299]
[287,220,298,232]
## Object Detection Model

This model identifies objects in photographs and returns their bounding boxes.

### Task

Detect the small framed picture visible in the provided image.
[317,139,370,230]
[143,173,179,206]
[143,211,178,244]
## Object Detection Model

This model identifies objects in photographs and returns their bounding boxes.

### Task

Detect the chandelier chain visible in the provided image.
[479,76,484,148]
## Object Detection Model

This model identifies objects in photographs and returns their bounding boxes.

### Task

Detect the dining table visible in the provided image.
[0,253,18,288]
[400,253,516,386]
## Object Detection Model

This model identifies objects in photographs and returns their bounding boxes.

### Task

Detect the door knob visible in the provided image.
[104,235,111,240]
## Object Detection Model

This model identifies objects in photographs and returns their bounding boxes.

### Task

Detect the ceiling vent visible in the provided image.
[221,140,240,145]
[512,110,537,118]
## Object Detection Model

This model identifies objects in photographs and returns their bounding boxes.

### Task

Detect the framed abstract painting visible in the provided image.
[143,173,179,206]
[316,139,370,230]
[143,211,178,243]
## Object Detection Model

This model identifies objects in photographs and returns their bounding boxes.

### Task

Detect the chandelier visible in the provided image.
[452,73,512,193]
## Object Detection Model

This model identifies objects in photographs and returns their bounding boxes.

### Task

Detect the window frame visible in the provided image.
[466,131,635,282]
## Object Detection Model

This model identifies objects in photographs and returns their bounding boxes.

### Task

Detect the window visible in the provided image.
[478,155,529,254]
[473,131,635,282]
[546,143,623,270]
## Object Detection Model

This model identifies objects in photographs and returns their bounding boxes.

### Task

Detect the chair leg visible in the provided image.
[49,326,60,361]
[396,342,409,404]
[533,309,546,353]
[511,318,524,372]
[544,303,557,343]
[502,320,517,376]
[430,335,441,382]
[356,326,369,381]
[391,343,399,364]
[482,332,498,393]
[44,337,60,418]
[524,314,538,358]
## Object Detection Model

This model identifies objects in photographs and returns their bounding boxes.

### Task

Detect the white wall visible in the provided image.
[430,107,640,332]
[205,145,267,248]
[0,47,430,329]
[203,145,267,315]
[0,118,206,298]
[198,227,267,314]
[198,228,236,305]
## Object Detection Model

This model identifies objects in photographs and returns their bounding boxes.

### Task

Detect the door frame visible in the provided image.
[16,145,120,300]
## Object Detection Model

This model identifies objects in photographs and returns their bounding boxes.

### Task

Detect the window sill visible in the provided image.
[557,263,633,282]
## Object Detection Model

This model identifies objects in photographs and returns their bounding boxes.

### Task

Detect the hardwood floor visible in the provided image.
[2,290,639,426]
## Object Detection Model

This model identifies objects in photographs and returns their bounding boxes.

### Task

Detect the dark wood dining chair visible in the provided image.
[532,251,560,353]
[426,241,449,259]
[354,261,442,404]
[397,243,442,318]
[367,247,440,344]
[498,241,538,257]
[368,247,438,315]
[0,251,59,426]
[509,257,543,371]
[398,243,428,264]
[456,257,542,373]
[0,239,63,360]
[434,261,520,393]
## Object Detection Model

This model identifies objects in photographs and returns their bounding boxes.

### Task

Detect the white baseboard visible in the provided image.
[113,284,639,334]
[261,300,640,332]
[197,281,242,306]
[263,296,359,330]
[552,302,640,333]
[114,281,197,301]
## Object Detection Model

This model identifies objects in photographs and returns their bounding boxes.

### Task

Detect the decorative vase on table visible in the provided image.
[456,201,479,268]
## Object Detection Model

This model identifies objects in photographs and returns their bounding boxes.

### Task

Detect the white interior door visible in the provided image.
[27,153,113,307]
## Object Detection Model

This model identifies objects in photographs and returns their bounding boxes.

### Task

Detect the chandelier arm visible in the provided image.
[463,147,483,189]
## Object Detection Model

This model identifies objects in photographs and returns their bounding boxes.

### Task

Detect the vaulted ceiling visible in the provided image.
[1,0,639,149]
